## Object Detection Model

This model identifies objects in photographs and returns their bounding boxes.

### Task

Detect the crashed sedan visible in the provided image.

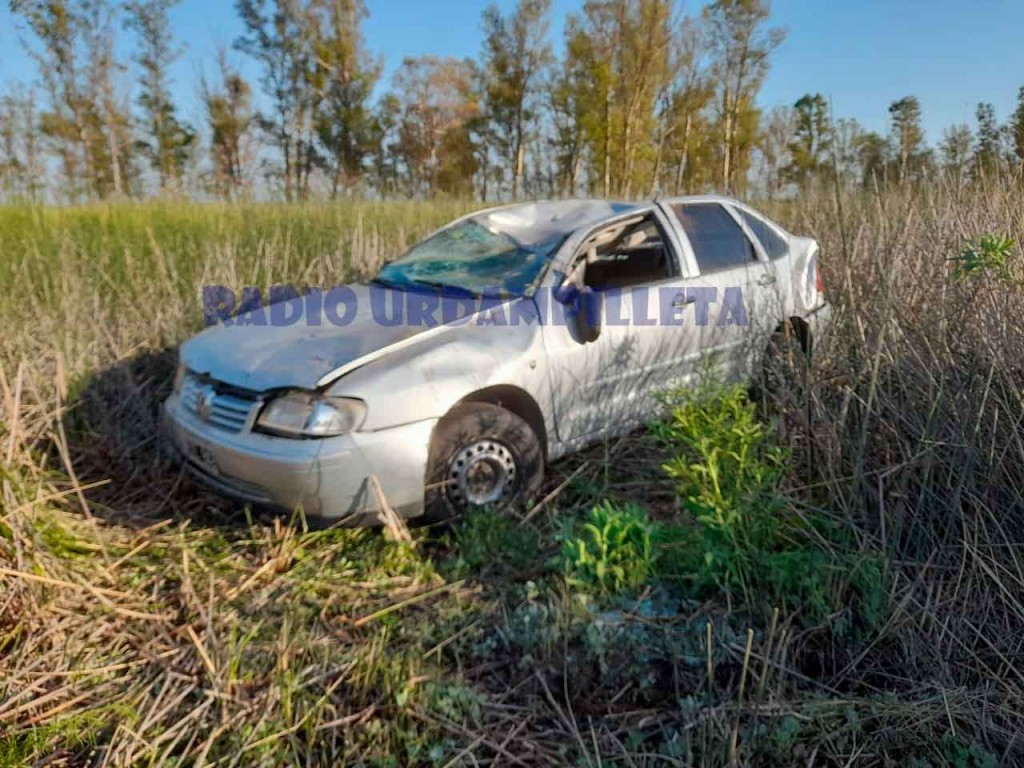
[163,197,831,524]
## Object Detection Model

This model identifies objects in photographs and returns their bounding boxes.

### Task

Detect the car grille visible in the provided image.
[181,373,261,433]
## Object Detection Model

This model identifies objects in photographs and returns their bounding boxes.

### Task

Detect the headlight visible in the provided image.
[256,392,366,438]
[173,362,186,395]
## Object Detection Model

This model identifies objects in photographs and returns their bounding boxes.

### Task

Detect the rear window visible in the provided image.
[737,208,788,260]
[670,203,757,273]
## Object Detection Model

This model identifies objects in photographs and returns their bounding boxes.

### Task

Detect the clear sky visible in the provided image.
[1,0,1023,144]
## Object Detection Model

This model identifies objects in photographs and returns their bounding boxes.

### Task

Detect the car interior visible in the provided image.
[579,216,675,290]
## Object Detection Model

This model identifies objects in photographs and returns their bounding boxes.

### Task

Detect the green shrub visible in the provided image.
[445,507,543,578]
[558,501,654,597]
[653,381,881,621]
[949,233,1017,284]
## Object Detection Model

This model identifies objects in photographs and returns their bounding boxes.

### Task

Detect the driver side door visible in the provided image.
[539,209,698,449]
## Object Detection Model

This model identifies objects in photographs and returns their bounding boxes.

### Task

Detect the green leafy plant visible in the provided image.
[939,737,999,768]
[652,382,876,621]
[558,501,654,596]
[444,507,543,578]
[949,233,1018,284]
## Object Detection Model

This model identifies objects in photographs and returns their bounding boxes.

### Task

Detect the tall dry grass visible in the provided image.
[1,187,1024,764]
[772,180,1024,757]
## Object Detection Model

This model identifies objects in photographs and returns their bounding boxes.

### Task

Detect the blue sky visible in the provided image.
[1,0,1022,143]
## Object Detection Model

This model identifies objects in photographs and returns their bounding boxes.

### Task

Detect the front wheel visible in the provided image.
[422,403,544,525]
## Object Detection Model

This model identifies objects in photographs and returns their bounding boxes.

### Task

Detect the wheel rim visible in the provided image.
[445,440,518,509]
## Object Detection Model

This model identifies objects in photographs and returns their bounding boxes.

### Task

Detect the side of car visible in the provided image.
[410,197,822,521]
[536,196,816,456]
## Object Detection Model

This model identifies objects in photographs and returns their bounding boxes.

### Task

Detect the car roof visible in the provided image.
[470,196,749,245]
[470,199,642,245]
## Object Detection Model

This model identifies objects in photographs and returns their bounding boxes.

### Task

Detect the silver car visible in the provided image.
[163,197,831,524]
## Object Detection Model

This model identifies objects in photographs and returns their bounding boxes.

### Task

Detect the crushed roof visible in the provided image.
[471,199,641,245]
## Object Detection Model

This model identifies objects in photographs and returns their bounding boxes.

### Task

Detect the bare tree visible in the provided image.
[480,0,553,200]
[313,0,381,199]
[201,50,255,200]
[235,0,320,201]
[755,104,792,198]
[83,0,133,197]
[388,56,480,197]
[654,15,712,196]
[704,0,784,193]
[562,0,674,198]
[125,0,196,195]
[830,116,864,191]
[939,123,973,185]
[0,86,45,201]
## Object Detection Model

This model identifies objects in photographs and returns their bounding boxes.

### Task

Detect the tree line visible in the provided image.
[2,0,1024,203]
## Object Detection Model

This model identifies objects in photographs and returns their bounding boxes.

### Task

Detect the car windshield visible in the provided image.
[375,219,564,297]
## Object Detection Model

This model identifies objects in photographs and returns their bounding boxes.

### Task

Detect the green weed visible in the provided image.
[0,703,128,767]
[443,507,545,579]
[949,233,1017,284]
[652,381,885,623]
[557,500,655,597]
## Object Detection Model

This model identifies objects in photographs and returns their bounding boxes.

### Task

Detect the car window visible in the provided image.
[580,215,676,289]
[670,203,757,274]
[737,208,788,260]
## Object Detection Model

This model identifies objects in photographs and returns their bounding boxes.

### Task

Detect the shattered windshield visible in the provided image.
[375,219,564,297]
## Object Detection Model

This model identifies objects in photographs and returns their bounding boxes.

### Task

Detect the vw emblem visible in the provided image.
[195,385,216,421]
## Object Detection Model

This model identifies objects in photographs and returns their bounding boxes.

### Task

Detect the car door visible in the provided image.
[539,208,700,446]
[732,203,796,342]
[660,200,775,382]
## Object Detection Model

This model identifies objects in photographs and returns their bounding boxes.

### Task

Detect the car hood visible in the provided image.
[180,283,463,392]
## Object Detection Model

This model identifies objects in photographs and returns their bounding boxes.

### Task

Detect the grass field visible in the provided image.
[2,186,1024,766]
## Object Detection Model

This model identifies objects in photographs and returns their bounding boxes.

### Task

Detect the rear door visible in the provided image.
[732,203,795,335]
[659,200,775,382]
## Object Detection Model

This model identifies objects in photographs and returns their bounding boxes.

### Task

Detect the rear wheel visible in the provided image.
[758,320,810,410]
[423,402,544,525]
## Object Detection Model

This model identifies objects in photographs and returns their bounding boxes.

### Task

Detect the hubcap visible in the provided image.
[445,440,517,509]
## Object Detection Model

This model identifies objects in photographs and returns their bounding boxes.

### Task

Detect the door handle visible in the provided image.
[757,273,777,287]
[671,293,696,308]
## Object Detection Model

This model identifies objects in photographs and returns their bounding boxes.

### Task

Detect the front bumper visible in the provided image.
[163,392,436,522]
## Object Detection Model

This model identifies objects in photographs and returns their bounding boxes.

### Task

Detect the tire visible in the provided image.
[757,321,810,410]
[422,402,544,525]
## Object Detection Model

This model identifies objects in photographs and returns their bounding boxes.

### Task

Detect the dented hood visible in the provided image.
[180,283,458,392]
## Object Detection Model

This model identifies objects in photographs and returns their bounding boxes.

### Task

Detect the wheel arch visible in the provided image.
[775,316,812,357]
[444,384,548,461]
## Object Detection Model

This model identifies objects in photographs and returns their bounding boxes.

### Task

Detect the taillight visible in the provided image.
[814,256,825,294]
